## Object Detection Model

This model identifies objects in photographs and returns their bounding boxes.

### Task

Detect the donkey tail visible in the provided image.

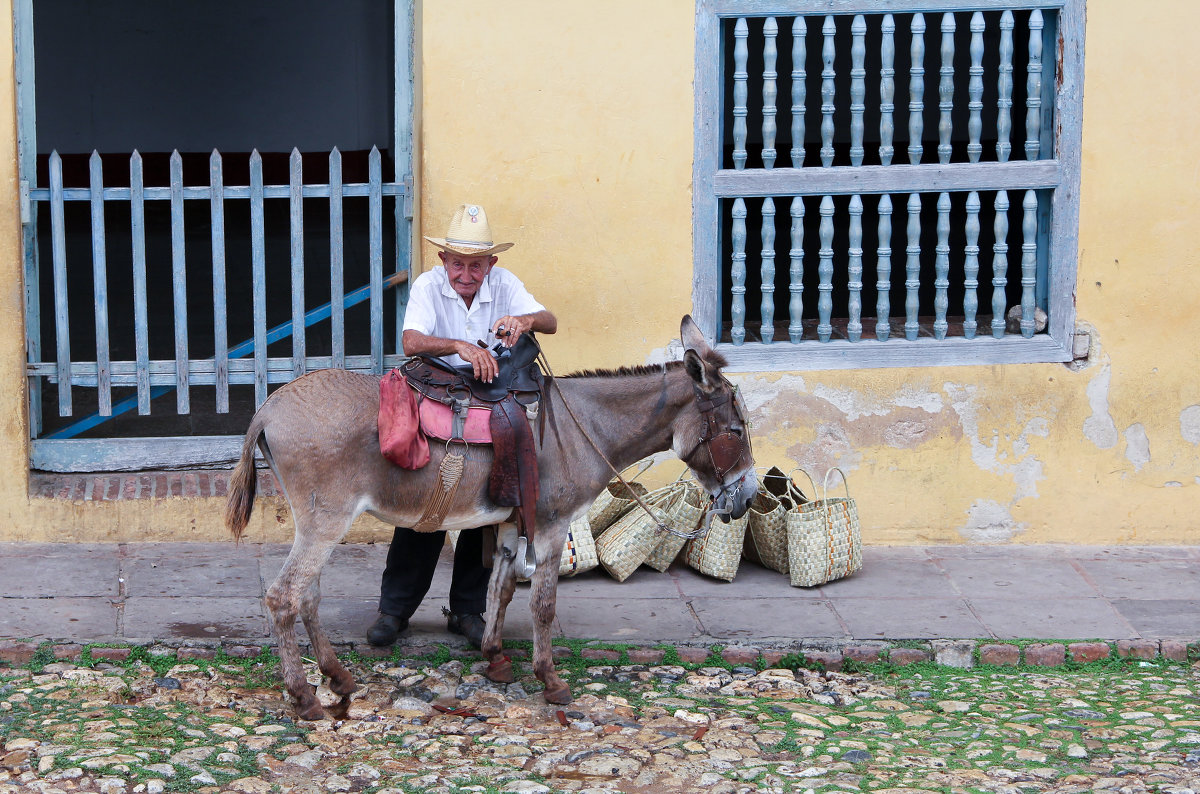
[225,414,268,543]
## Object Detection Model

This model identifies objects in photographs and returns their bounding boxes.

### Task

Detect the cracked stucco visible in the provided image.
[1182,405,1200,445]
[962,499,1028,544]
[944,383,1049,501]
[731,374,958,477]
[808,383,945,421]
[731,375,1050,543]
[1124,423,1151,471]
[1084,365,1120,449]
[652,335,1194,545]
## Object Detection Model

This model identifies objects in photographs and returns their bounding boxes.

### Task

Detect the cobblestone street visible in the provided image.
[3,645,1200,793]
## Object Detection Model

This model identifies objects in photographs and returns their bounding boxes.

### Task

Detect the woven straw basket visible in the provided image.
[596,485,679,582]
[787,468,863,588]
[559,516,599,577]
[645,480,708,572]
[586,460,654,538]
[516,517,599,582]
[744,466,811,574]
[745,490,790,573]
[685,510,748,582]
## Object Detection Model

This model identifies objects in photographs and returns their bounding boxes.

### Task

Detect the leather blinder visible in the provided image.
[684,381,753,482]
[707,431,750,477]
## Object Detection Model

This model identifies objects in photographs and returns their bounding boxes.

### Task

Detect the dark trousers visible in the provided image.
[378,525,490,618]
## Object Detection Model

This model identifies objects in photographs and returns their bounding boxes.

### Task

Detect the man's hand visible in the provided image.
[455,340,499,383]
[491,315,533,348]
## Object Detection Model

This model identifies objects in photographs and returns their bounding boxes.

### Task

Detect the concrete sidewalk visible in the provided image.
[1,541,1197,654]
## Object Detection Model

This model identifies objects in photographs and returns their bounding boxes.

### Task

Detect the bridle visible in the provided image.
[679,380,754,512]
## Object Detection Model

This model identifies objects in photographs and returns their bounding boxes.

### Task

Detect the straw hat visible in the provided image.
[424,203,514,256]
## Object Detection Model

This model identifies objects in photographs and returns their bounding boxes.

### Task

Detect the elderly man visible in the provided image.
[367,203,557,649]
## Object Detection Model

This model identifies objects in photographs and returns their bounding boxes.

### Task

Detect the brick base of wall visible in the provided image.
[4,638,1195,669]
[28,470,277,502]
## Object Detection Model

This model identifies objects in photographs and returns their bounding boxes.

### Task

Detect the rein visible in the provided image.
[530,339,732,541]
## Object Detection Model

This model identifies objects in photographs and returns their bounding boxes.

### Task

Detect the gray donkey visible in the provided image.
[226,315,758,719]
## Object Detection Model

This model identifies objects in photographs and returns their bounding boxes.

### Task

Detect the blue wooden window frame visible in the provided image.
[16,0,418,472]
[692,0,1085,371]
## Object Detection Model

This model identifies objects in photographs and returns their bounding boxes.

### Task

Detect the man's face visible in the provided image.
[439,251,497,302]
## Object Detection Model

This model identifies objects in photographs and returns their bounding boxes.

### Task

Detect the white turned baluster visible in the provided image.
[1025,9,1043,161]
[818,195,834,341]
[968,12,985,163]
[908,14,925,164]
[880,15,896,166]
[821,15,836,167]
[761,197,776,342]
[876,195,893,340]
[848,194,863,341]
[762,17,778,169]
[934,192,951,339]
[1020,190,1038,337]
[788,197,805,342]
[905,193,921,340]
[791,17,807,168]
[733,18,749,170]
[964,191,981,338]
[938,13,956,164]
[850,15,866,166]
[731,198,748,344]
[992,190,1010,338]
[997,11,1015,162]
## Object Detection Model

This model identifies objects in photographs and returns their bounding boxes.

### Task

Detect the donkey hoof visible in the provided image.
[485,655,514,684]
[296,699,326,722]
[543,682,572,705]
[330,675,359,697]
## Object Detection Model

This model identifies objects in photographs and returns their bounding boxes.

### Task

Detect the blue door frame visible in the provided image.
[16,0,418,473]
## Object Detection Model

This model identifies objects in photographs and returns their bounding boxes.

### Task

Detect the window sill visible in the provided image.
[715,333,1072,372]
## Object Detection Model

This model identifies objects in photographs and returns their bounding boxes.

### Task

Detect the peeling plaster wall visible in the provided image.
[734,349,1197,544]
[0,0,1196,543]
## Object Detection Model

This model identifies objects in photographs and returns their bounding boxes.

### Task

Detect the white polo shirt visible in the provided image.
[402,265,546,366]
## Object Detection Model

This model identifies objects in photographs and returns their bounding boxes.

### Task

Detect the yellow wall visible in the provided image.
[0,0,1197,543]
[0,0,30,533]
[418,0,696,369]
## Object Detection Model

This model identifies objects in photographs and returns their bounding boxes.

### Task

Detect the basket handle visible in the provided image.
[785,467,818,503]
[822,467,851,500]
[642,482,687,505]
[606,458,657,500]
[621,458,655,481]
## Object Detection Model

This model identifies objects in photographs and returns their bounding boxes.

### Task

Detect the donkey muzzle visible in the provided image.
[713,469,758,521]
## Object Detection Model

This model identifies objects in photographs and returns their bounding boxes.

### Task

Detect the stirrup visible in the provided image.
[497,522,536,579]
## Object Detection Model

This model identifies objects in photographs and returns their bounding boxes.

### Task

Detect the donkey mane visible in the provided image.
[562,349,728,380]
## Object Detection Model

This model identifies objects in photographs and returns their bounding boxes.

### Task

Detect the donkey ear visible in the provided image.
[680,315,711,356]
[684,347,710,388]
[681,315,721,390]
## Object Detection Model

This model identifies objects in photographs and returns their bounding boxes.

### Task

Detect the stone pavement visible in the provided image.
[1,541,1197,662]
[7,653,1200,793]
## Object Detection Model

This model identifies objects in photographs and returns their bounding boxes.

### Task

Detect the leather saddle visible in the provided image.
[403,333,543,403]
[400,335,545,542]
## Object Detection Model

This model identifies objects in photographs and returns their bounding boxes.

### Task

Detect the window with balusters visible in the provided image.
[692,0,1085,370]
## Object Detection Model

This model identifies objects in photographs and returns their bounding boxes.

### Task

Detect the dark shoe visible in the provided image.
[366,613,408,646]
[446,611,486,650]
